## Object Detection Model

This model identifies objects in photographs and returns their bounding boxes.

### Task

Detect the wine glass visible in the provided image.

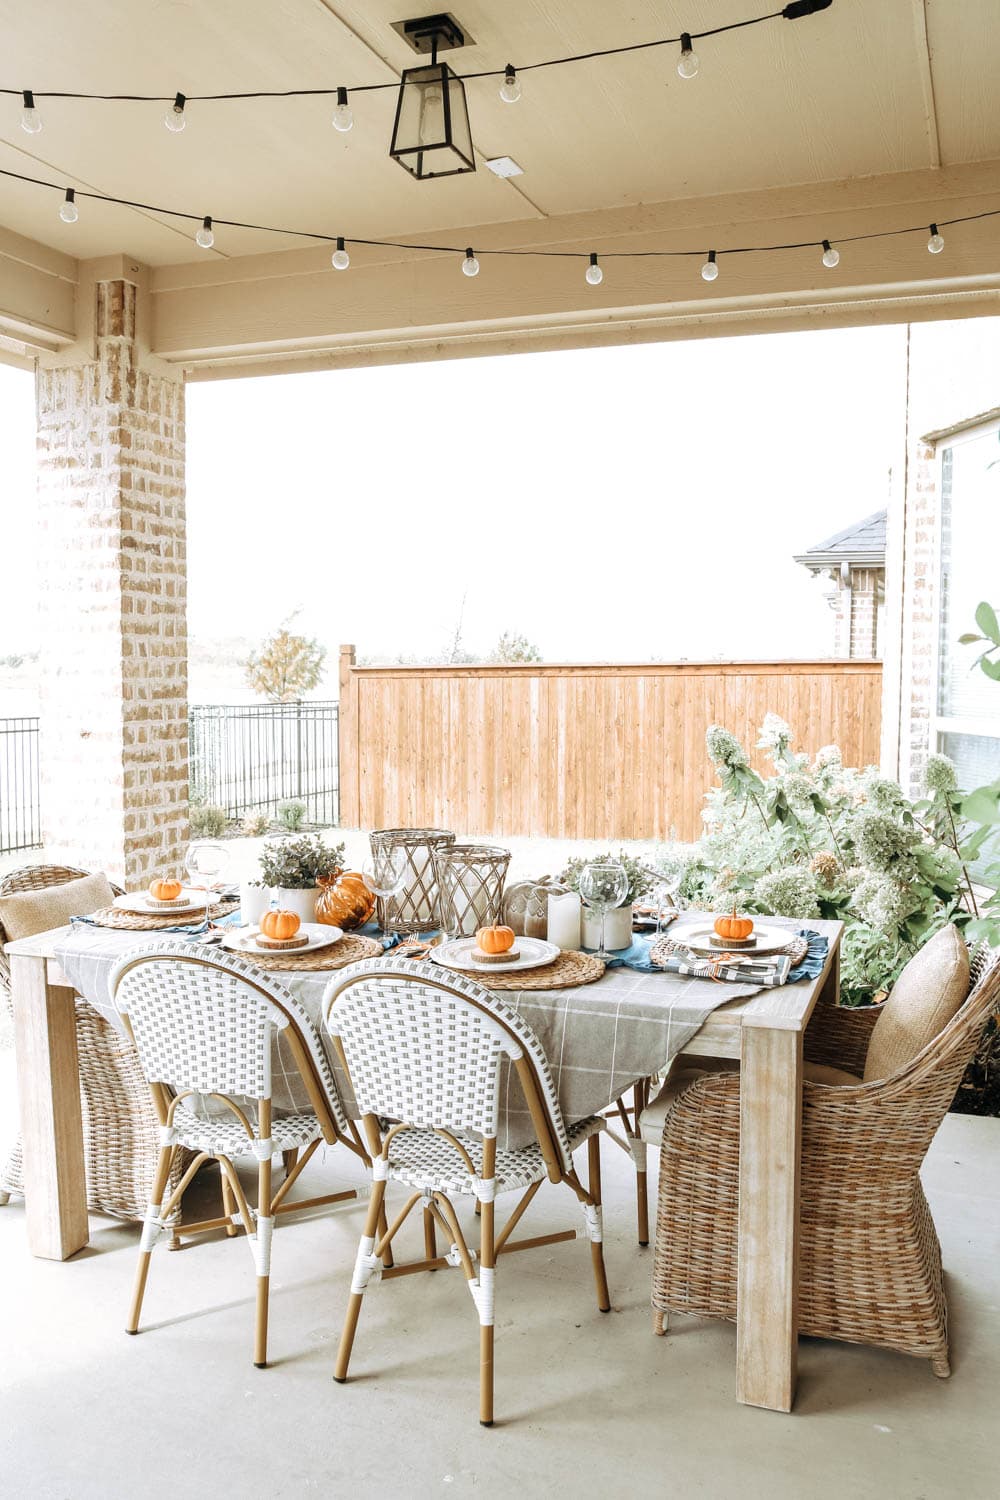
[362,847,406,936]
[578,861,629,960]
[652,856,684,936]
[185,840,229,925]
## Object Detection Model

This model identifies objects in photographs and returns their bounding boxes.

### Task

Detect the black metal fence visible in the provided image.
[189,701,339,826]
[0,716,41,854]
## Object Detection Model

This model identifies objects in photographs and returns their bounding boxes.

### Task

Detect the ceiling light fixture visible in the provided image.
[499,64,521,104]
[332,87,353,132]
[59,188,78,223]
[164,92,186,132]
[585,252,603,286]
[20,88,41,133]
[677,33,699,79]
[389,14,476,180]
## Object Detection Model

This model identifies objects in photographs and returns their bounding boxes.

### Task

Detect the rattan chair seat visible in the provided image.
[167,1102,324,1158]
[384,1114,604,1198]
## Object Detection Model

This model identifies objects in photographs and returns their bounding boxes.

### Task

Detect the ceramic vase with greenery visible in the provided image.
[258,836,346,924]
[560,852,652,951]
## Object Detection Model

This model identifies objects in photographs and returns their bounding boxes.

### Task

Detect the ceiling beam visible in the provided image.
[150,157,1000,377]
[0,226,77,351]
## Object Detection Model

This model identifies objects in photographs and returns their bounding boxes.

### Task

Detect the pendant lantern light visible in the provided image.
[389,14,476,180]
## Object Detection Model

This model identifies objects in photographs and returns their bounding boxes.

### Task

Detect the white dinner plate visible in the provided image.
[667,922,794,959]
[429,935,561,974]
[221,922,344,955]
[114,888,213,917]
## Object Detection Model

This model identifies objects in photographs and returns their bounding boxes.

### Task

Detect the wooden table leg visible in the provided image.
[737,1025,802,1412]
[10,954,89,1260]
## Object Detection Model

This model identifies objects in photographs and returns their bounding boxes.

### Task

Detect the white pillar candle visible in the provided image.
[547,891,582,950]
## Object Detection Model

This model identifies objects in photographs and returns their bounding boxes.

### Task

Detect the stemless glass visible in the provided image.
[185,840,228,924]
[362,847,406,934]
[578,861,630,960]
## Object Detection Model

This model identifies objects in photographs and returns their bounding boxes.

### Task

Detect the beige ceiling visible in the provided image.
[0,0,996,267]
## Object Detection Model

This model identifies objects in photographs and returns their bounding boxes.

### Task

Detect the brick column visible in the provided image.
[35,272,188,886]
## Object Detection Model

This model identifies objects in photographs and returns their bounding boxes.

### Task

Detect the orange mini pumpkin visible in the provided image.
[316,871,376,931]
[714,904,754,942]
[260,909,301,941]
[149,877,182,901]
[477,924,516,955]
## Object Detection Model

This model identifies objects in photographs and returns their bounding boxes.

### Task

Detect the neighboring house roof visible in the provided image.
[793,509,886,572]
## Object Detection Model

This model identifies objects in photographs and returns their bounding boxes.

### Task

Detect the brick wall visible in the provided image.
[36,277,189,886]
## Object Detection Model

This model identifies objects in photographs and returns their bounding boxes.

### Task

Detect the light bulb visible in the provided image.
[21,89,42,133]
[462,248,480,277]
[331,236,350,270]
[928,224,945,254]
[59,189,78,224]
[500,65,521,104]
[821,239,840,268]
[332,86,353,132]
[677,34,699,79]
[164,92,186,133]
[195,216,215,249]
[701,251,718,282]
[585,253,603,286]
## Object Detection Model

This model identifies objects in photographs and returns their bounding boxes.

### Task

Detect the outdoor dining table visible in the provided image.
[6,913,842,1414]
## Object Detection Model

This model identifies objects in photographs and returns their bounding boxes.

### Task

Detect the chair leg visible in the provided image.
[931,1353,951,1378]
[587,1134,611,1313]
[253,1152,273,1369]
[220,1163,238,1238]
[0,1189,10,1206]
[334,1178,386,1384]
[653,1308,669,1336]
[479,1186,496,1428]
[378,1201,394,1270]
[423,1206,437,1264]
[126,1145,175,1335]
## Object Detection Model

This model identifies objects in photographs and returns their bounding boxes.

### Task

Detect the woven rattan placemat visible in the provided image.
[651,932,808,970]
[229,932,383,972]
[445,948,605,990]
[88,900,239,930]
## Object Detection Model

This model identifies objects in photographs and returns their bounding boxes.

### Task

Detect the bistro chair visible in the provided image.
[110,943,368,1368]
[0,864,195,1239]
[323,956,611,1427]
[644,928,1000,1378]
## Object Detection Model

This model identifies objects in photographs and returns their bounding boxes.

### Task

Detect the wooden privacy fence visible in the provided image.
[338,647,883,843]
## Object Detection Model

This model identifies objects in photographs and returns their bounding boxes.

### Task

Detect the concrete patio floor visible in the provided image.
[0,1090,997,1500]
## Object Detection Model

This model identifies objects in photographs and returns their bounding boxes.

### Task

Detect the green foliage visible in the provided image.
[189,801,229,838]
[259,835,345,890]
[246,624,326,702]
[277,799,307,832]
[658,716,978,1006]
[559,851,653,907]
[240,811,271,838]
[490,631,543,664]
[957,601,1000,945]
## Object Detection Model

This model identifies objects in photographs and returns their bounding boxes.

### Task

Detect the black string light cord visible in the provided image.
[0,3,829,103]
[1,161,995,274]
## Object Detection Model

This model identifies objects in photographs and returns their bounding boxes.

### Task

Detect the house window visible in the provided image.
[936,423,1000,805]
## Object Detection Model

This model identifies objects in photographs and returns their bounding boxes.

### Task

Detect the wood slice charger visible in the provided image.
[255,933,310,951]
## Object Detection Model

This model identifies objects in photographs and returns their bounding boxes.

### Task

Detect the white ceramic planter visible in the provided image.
[274,886,321,924]
[581,905,633,952]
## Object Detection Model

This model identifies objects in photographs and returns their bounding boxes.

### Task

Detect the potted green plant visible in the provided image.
[560,851,653,950]
[258,835,346,924]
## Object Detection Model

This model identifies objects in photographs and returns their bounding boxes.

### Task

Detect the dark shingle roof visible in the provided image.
[793,510,886,571]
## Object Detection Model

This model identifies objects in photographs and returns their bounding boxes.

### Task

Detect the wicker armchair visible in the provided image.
[0,864,192,1235]
[649,942,1000,1378]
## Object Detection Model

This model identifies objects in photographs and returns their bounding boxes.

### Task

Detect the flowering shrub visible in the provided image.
[658,716,981,1006]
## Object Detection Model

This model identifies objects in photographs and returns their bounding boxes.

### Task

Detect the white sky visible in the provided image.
[0,322,907,668]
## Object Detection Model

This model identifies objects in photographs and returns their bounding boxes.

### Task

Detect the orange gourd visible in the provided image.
[260,909,301,941]
[316,871,376,931]
[713,904,754,942]
[477,924,516,955]
[149,878,182,901]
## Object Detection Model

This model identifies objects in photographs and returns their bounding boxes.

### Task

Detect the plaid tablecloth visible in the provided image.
[54,926,765,1150]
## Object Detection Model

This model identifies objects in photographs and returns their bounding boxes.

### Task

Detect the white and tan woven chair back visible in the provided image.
[324,957,577,1169]
[110,945,352,1137]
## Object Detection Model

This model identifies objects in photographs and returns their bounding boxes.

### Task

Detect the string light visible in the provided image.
[59,188,78,223]
[332,87,353,132]
[331,236,350,269]
[677,33,699,79]
[195,215,214,249]
[164,92,186,132]
[499,64,521,104]
[462,247,480,277]
[585,252,603,285]
[701,250,718,281]
[928,223,945,254]
[821,238,840,267]
[20,89,41,133]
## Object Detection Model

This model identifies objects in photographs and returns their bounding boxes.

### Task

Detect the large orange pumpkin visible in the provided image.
[149,877,183,901]
[260,909,301,941]
[316,871,376,930]
[477,924,516,955]
[714,904,754,942]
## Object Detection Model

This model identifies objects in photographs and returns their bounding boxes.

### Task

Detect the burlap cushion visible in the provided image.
[0,872,115,943]
[863,923,969,1083]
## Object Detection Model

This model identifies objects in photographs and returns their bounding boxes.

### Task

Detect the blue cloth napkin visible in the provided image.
[596,927,828,983]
